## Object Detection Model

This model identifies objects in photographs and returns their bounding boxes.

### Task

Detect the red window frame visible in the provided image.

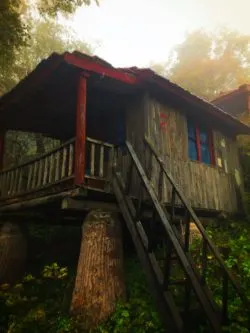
[188,121,215,165]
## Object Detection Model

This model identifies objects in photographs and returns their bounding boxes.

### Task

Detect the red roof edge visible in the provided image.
[64,52,137,85]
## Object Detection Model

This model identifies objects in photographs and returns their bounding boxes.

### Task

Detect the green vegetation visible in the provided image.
[0,257,163,333]
[1,218,250,332]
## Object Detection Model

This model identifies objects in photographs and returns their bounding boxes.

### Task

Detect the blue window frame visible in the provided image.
[187,120,214,165]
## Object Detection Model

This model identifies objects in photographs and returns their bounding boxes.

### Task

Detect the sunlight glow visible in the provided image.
[61,0,250,67]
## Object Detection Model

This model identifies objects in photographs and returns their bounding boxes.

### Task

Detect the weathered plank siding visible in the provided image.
[126,93,242,213]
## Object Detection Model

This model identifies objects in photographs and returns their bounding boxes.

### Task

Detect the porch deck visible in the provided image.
[0,137,115,208]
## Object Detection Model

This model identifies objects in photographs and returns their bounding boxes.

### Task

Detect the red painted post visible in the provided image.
[195,125,201,162]
[74,75,87,185]
[0,131,5,170]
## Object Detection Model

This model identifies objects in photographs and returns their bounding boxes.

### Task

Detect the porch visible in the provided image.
[0,137,115,206]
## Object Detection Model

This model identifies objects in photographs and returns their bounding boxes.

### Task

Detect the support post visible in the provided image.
[0,130,5,170]
[74,75,87,185]
[0,222,27,284]
[71,209,125,329]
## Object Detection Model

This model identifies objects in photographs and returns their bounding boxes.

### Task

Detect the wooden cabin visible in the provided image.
[1,52,250,332]
[0,52,249,216]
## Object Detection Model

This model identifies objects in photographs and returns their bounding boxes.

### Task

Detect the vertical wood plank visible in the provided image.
[27,165,33,190]
[18,168,24,193]
[48,154,55,183]
[43,158,48,185]
[90,143,95,176]
[61,148,67,178]
[68,144,74,176]
[54,151,60,181]
[0,130,5,170]
[32,162,38,189]
[37,160,43,187]
[74,75,87,184]
[99,145,104,178]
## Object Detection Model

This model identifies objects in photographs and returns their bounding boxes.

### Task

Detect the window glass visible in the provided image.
[188,121,196,139]
[201,143,211,164]
[188,139,198,161]
[200,129,208,144]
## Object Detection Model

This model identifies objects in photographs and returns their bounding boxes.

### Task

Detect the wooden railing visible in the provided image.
[0,138,75,199]
[85,137,114,180]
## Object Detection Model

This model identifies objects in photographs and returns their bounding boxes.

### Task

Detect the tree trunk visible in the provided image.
[0,222,27,284]
[70,209,125,329]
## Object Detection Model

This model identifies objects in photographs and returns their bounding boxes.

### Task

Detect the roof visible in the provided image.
[212,84,250,104]
[1,51,250,136]
[212,84,250,118]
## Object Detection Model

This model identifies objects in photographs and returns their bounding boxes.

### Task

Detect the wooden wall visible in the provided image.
[125,93,243,213]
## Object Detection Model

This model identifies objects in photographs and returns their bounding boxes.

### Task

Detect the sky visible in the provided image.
[64,0,250,67]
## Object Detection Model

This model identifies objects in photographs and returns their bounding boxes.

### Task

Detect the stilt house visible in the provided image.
[0,52,249,332]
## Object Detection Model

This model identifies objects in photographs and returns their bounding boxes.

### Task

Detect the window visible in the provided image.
[187,120,214,165]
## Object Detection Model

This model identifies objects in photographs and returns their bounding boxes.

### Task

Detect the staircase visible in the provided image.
[112,139,249,333]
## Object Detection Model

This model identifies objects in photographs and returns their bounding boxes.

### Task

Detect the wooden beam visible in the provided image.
[64,53,136,85]
[0,130,5,170]
[61,198,119,212]
[74,75,87,185]
[0,190,73,212]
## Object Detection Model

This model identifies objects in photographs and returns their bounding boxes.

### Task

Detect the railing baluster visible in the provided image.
[54,150,60,181]
[0,174,2,195]
[171,187,176,221]
[18,168,24,193]
[37,160,43,187]
[61,148,67,179]
[125,157,133,195]
[99,145,104,178]
[90,143,95,176]
[158,167,163,202]
[43,157,48,185]
[13,169,19,194]
[136,180,143,220]
[48,154,54,183]
[68,144,74,176]
[27,164,33,190]
[184,211,190,253]
[32,162,38,189]
[3,172,8,196]
[9,170,14,195]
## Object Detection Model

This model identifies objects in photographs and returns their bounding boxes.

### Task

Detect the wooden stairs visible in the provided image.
[112,139,249,333]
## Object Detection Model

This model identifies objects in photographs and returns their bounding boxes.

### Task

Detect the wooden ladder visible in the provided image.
[112,139,249,333]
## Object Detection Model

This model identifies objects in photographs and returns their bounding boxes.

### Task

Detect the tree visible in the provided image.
[38,0,99,16]
[0,0,97,71]
[1,17,93,93]
[151,29,250,100]
[2,17,93,168]
[0,1,28,73]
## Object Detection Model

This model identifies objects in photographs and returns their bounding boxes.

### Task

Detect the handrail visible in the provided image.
[0,138,75,199]
[114,140,221,332]
[144,136,249,308]
[0,137,76,174]
[86,136,114,148]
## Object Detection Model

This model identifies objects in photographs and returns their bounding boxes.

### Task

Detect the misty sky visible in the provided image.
[66,0,250,67]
